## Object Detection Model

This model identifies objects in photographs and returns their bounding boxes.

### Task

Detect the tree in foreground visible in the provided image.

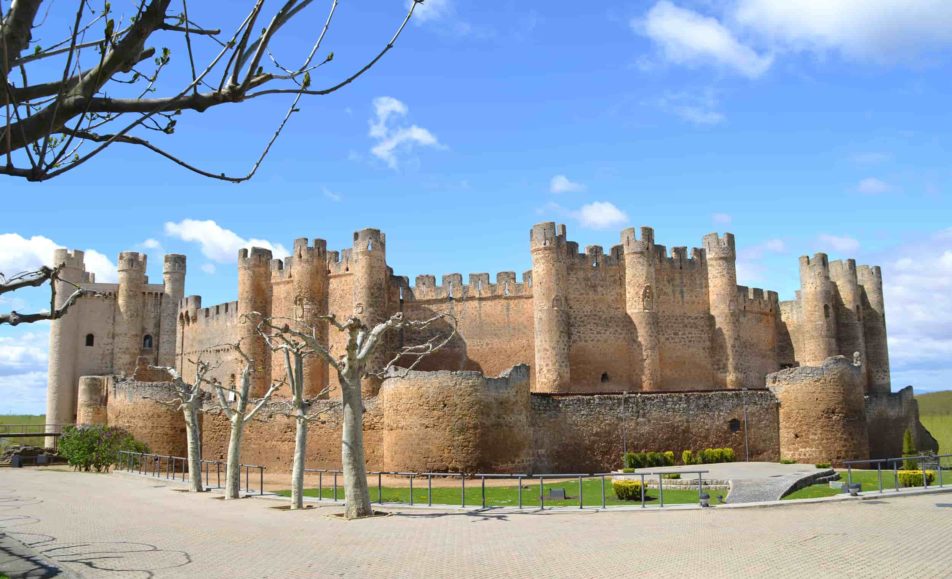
[211,342,283,499]
[1,0,425,181]
[149,359,217,492]
[263,311,456,518]
[0,265,92,325]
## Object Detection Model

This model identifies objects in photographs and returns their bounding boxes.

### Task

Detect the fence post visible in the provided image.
[847,464,853,488]
[461,475,466,508]
[318,472,323,501]
[428,474,433,507]
[217,461,221,488]
[410,475,415,507]
[578,476,584,509]
[697,472,703,501]
[939,457,945,488]
[481,476,486,509]
[640,474,645,508]
[658,474,664,508]
[518,475,523,509]
[333,472,339,502]
[539,476,544,510]
[245,465,249,493]
[601,475,606,509]
[877,462,883,493]
[922,462,928,489]
[260,467,264,495]
[377,472,382,504]
[893,461,899,492]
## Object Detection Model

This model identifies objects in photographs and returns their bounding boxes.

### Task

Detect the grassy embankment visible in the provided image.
[0,414,47,449]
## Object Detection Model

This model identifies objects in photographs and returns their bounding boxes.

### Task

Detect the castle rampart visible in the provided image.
[857,265,890,394]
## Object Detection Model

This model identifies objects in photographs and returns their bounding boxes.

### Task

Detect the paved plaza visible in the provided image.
[1,468,951,578]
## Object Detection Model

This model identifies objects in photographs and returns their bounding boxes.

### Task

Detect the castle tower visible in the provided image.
[857,265,890,394]
[238,247,273,397]
[530,222,571,393]
[798,254,838,366]
[622,227,661,391]
[352,229,389,395]
[46,249,87,440]
[291,238,329,398]
[704,232,743,389]
[829,260,869,391]
[159,255,186,368]
[113,252,147,376]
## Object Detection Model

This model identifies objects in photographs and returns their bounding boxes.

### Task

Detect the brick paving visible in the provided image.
[1,468,951,578]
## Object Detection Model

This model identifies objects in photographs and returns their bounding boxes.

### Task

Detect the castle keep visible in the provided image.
[47,223,937,471]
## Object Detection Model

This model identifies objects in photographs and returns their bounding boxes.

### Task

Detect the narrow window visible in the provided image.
[143,335,153,349]
[729,419,741,433]
[600,372,610,384]
[85,333,95,347]
[824,304,830,319]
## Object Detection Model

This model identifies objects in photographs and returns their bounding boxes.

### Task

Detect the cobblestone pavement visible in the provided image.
[1,468,951,578]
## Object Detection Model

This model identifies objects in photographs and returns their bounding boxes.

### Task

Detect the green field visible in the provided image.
[276,478,727,508]
[917,390,952,454]
[0,414,47,449]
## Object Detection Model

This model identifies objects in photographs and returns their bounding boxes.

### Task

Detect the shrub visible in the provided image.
[58,425,149,473]
[815,462,832,469]
[622,452,641,469]
[621,467,635,473]
[897,470,936,487]
[780,458,797,465]
[722,448,736,462]
[682,450,694,465]
[902,429,918,470]
[662,473,681,480]
[623,451,676,469]
[663,451,676,466]
[612,479,645,501]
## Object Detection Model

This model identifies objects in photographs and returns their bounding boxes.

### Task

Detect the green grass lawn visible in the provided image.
[0,414,47,449]
[276,477,727,508]
[783,468,947,500]
[917,391,952,454]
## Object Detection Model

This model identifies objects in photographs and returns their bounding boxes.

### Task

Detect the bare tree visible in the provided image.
[0,264,93,325]
[210,342,283,499]
[252,314,331,510]
[147,359,216,492]
[266,311,456,519]
[1,0,425,181]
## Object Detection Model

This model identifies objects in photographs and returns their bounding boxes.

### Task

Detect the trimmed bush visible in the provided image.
[682,450,694,465]
[663,451,676,466]
[612,479,645,501]
[897,470,936,487]
[622,451,676,469]
[815,462,831,469]
[902,429,918,470]
[621,467,635,473]
[662,473,681,480]
[780,458,797,465]
[58,425,149,473]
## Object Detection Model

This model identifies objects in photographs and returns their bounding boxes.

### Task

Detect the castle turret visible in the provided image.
[829,259,869,391]
[159,255,186,368]
[239,247,273,397]
[291,238,329,398]
[798,254,838,366]
[622,227,661,391]
[352,229,389,395]
[530,222,570,393]
[704,232,743,389]
[113,252,147,376]
[858,265,890,394]
[46,249,87,441]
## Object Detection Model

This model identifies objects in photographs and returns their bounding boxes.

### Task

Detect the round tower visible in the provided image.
[352,229,389,396]
[857,265,890,394]
[704,232,743,389]
[798,254,838,366]
[76,376,108,426]
[291,238,330,398]
[622,227,661,391]
[829,259,869,391]
[767,356,869,466]
[158,254,186,368]
[113,252,147,376]
[46,249,86,442]
[530,222,571,393]
[238,247,273,397]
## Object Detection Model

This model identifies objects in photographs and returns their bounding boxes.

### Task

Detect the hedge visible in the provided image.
[612,479,645,501]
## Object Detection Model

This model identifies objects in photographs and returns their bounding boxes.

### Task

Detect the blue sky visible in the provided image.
[2,0,952,412]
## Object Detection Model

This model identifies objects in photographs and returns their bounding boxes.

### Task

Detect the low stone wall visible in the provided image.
[107,379,187,457]
[865,387,938,458]
[767,356,869,466]
[531,389,780,473]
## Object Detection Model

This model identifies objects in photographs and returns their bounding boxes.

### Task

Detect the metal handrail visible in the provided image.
[841,453,949,494]
[117,450,266,495]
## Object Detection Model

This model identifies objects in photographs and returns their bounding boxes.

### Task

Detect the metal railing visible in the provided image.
[117,451,266,495]
[842,453,949,494]
[301,468,713,510]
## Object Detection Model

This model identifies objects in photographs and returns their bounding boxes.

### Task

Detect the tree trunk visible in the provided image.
[225,415,244,499]
[184,403,204,492]
[341,374,373,519]
[290,409,307,510]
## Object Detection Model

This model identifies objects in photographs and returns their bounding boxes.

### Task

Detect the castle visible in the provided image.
[46,223,937,472]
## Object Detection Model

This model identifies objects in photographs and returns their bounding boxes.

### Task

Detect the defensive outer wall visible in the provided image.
[53,223,937,472]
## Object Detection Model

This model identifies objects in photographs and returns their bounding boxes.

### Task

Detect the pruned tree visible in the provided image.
[211,342,283,499]
[265,311,456,519]
[147,358,216,492]
[252,314,331,510]
[0,264,93,325]
[1,0,425,181]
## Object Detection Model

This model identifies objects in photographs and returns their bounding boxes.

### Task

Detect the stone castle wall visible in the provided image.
[866,387,939,458]
[106,379,188,457]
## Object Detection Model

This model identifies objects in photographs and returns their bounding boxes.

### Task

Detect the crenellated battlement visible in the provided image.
[118,252,147,273]
[238,247,273,269]
[163,254,186,274]
[53,248,86,271]
[856,264,882,286]
[737,285,779,313]
[799,253,830,275]
[354,228,386,253]
[564,244,624,268]
[180,300,239,326]
[621,226,655,255]
[327,248,353,275]
[702,232,736,260]
[408,270,532,301]
[653,245,706,270]
[530,222,567,251]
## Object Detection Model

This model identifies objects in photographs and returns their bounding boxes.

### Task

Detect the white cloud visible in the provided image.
[201,263,217,275]
[712,213,733,225]
[322,187,343,202]
[575,202,629,230]
[549,175,586,194]
[0,233,117,283]
[817,233,860,253]
[409,0,450,23]
[855,177,893,195]
[733,0,952,63]
[368,97,442,170]
[142,238,162,250]
[164,219,289,263]
[0,370,48,414]
[654,88,726,126]
[736,237,786,283]
[0,330,49,414]
[0,331,48,376]
[637,1,773,78]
